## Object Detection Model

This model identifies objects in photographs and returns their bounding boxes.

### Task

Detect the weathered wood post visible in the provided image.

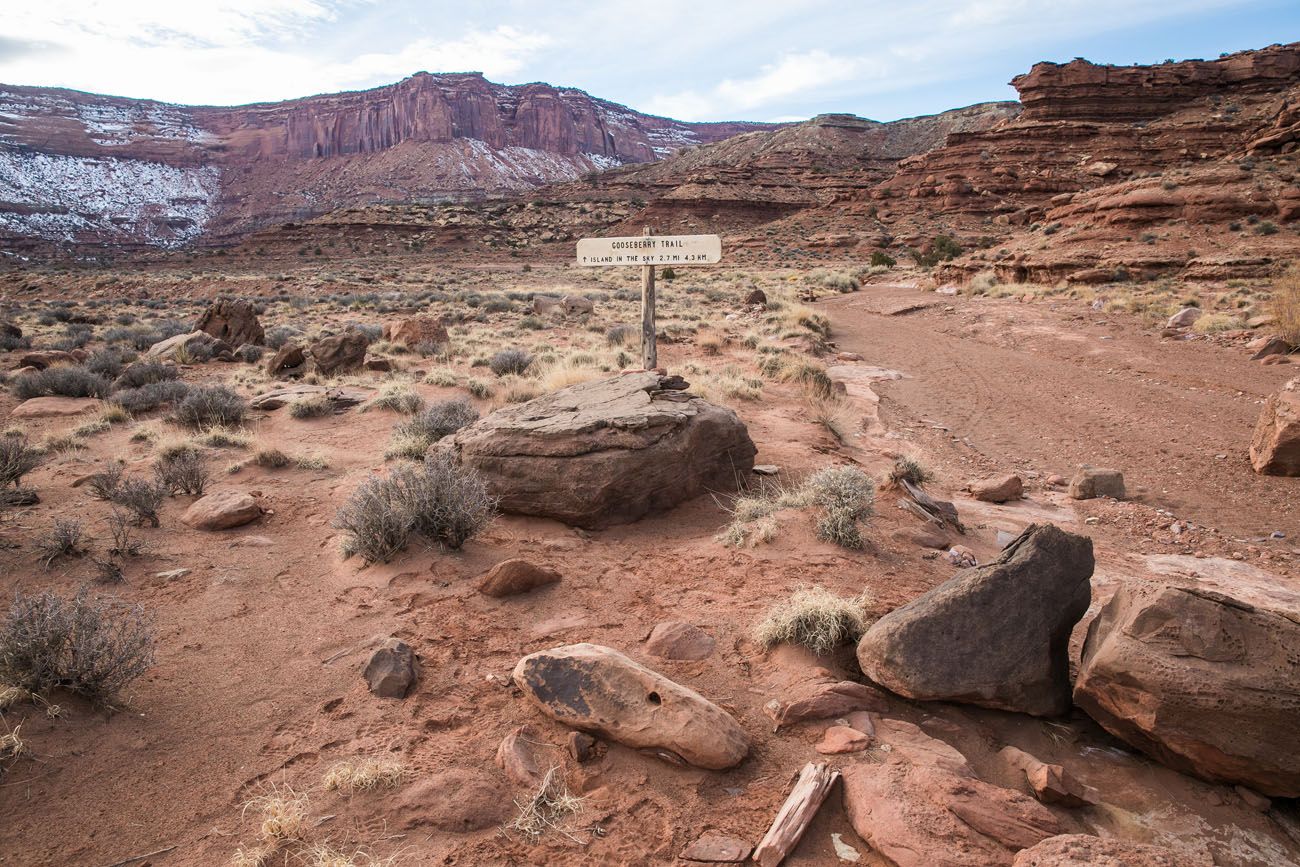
[574,231,721,369]
[641,225,657,370]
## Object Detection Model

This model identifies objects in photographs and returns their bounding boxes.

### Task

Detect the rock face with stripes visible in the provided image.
[439,372,756,528]
[1250,377,1300,475]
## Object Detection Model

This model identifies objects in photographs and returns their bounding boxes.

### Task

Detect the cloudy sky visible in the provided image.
[1,1,1295,121]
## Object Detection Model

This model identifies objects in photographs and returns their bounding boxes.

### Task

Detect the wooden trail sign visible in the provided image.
[576,230,723,369]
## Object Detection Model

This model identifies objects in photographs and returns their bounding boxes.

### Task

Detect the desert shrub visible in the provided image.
[236,344,265,364]
[288,394,334,419]
[1255,221,1279,236]
[0,435,42,488]
[106,509,143,558]
[35,518,84,566]
[754,586,866,655]
[0,588,155,702]
[109,380,191,413]
[808,269,859,292]
[113,359,180,390]
[264,325,300,350]
[870,251,896,268]
[173,384,247,430]
[386,397,478,460]
[361,383,425,415]
[334,454,495,562]
[806,465,875,549]
[87,462,125,500]
[1269,268,1300,346]
[889,454,934,487]
[251,446,290,468]
[111,478,167,527]
[11,365,112,400]
[606,325,635,346]
[84,349,127,380]
[489,348,532,377]
[913,234,963,268]
[153,448,210,495]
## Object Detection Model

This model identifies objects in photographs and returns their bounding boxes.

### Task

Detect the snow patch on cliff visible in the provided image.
[0,150,220,246]
[0,90,211,147]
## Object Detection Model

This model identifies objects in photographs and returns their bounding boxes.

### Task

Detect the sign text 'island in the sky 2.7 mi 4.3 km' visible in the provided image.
[576,234,722,266]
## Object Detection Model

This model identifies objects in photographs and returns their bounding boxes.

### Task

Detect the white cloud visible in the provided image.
[335,27,552,86]
[647,50,876,121]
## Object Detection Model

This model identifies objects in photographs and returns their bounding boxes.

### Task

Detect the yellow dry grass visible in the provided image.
[321,758,407,793]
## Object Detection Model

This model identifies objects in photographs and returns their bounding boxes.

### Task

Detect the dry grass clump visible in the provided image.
[303,843,402,867]
[1269,267,1300,345]
[1,721,27,771]
[251,446,291,469]
[361,383,425,415]
[805,394,854,443]
[716,480,812,546]
[888,454,934,487]
[806,465,875,549]
[496,376,544,404]
[0,588,155,703]
[510,766,584,840]
[385,397,478,460]
[754,586,867,656]
[776,358,835,398]
[335,453,495,563]
[289,394,334,419]
[534,357,603,393]
[193,427,251,449]
[1191,312,1243,333]
[322,757,406,793]
[241,783,310,842]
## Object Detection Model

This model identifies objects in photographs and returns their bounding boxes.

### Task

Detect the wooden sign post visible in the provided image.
[576,230,722,370]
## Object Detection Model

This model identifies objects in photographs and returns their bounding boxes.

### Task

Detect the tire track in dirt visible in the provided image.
[821,287,1299,541]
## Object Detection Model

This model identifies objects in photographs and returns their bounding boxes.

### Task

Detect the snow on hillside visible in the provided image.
[0,90,210,147]
[0,150,220,246]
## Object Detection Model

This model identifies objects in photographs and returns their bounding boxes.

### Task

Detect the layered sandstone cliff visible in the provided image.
[0,73,775,250]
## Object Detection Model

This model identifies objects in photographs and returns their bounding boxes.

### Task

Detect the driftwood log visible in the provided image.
[752,762,841,867]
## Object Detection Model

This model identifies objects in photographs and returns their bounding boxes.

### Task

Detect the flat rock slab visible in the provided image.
[1074,582,1300,797]
[10,397,100,418]
[681,834,753,862]
[512,643,749,769]
[645,621,715,660]
[181,490,261,531]
[442,372,755,528]
[842,762,1064,867]
[249,384,373,410]
[1012,834,1209,867]
[857,523,1093,716]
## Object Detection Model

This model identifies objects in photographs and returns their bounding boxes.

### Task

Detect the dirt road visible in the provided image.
[821,284,1299,543]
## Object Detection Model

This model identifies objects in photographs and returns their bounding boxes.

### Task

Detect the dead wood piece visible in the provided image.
[752,762,841,867]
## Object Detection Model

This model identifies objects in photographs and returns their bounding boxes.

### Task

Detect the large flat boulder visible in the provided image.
[1074,582,1300,797]
[249,384,372,410]
[857,524,1093,716]
[440,373,756,528]
[181,489,261,531]
[10,396,100,418]
[386,314,449,348]
[1250,377,1300,475]
[511,643,749,769]
[309,331,369,375]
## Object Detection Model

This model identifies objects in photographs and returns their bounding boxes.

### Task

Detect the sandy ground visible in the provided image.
[0,273,1297,866]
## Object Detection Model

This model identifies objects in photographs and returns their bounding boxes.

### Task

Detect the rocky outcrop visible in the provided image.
[1013,45,1300,122]
[512,643,749,769]
[1068,466,1125,500]
[439,372,756,529]
[857,524,1093,716]
[308,331,369,375]
[1074,582,1300,797]
[385,314,449,349]
[1250,377,1300,475]
[194,299,264,347]
[1013,835,1208,867]
[841,720,1064,867]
